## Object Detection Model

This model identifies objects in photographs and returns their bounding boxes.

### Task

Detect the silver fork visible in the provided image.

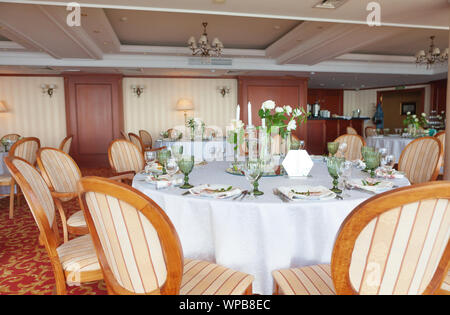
[233,190,247,201]
[273,188,290,203]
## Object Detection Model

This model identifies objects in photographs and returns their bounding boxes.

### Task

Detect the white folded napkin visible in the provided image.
[189,184,242,199]
[278,185,336,201]
[375,168,405,179]
[353,160,367,170]
[145,174,183,189]
[348,178,393,193]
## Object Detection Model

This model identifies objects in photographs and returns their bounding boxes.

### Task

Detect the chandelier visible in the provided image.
[415,36,448,69]
[187,22,224,57]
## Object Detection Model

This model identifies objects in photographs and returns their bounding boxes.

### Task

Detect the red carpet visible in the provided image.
[0,168,114,295]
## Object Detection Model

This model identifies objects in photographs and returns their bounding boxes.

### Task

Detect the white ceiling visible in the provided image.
[0,0,448,89]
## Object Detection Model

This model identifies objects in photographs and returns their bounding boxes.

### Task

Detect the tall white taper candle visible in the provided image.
[248,102,252,126]
[236,104,240,121]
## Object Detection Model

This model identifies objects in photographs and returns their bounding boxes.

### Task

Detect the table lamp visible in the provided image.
[176,98,194,123]
[0,101,7,113]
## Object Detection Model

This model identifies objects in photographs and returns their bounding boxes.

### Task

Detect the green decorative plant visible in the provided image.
[403,112,428,129]
[227,119,245,163]
[258,100,308,139]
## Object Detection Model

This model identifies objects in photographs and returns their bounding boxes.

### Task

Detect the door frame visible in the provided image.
[64,74,124,168]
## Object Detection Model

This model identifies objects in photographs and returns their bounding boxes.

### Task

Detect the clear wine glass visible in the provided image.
[384,155,395,172]
[379,148,388,166]
[171,144,183,161]
[166,157,179,177]
[338,161,353,198]
[144,151,157,172]
[243,160,264,196]
[338,142,348,159]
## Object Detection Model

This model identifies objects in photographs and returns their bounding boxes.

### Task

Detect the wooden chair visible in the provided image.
[78,176,254,295]
[436,131,446,169]
[272,181,450,295]
[438,271,450,295]
[139,130,153,150]
[108,139,145,183]
[37,148,88,243]
[128,132,145,153]
[365,126,377,137]
[398,137,443,184]
[4,156,102,295]
[6,137,41,218]
[334,134,366,161]
[346,126,358,135]
[58,135,73,155]
[1,133,21,142]
[120,130,129,141]
[0,170,18,219]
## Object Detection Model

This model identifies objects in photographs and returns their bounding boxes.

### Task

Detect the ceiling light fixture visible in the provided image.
[314,0,348,9]
[415,36,448,69]
[188,22,223,58]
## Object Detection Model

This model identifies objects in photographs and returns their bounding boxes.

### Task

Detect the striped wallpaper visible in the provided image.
[123,77,238,141]
[0,76,66,148]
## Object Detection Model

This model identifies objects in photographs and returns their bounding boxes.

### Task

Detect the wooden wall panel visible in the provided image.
[308,89,344,115]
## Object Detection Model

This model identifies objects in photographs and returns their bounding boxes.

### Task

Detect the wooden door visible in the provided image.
[65,75,123,168]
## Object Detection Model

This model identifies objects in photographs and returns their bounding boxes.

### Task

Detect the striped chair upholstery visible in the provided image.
[365,127,377,137]
[398,137,442,184]
[273,182,450,295]
[108,140,145,175]
[9,137,40,165]
[78,177,254,295]
[334,134,366,161]
[4,157,102,294]
[436,132,445,169]
[346,127,358,135]
[58,136,73,154]
[120,130,129,141]
[128,133,144,153]
[37,148,87,242]
[139,130,153,149]
[1,133,21,142]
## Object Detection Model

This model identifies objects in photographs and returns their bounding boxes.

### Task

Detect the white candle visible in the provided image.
[262,118,266,129]
[236,104,240,121]
[248,102,252,126]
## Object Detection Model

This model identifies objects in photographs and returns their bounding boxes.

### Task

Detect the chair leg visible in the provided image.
[244,284,253,295]
[54,199,69,243]
[9,181,15,219]
[16,185,21,207]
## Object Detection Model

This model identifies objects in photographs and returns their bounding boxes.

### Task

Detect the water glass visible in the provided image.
[157,149,171,175]
[327,157,344,194]
[364,151,381,178]
[177,156,195,189]
[243,160,264,196]
[166,157,179,177]
[327,142,340,157]
[145,151,157,168]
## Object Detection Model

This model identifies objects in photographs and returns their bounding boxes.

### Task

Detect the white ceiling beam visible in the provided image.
[0,40,25,50]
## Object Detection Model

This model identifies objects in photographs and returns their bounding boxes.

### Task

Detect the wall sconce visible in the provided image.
[41,84,56,97]
[131,85,145,97]
[218,86,231,98]
[0,101,7,113]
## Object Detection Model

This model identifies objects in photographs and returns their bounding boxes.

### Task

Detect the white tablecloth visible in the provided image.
[132,160,410,294]
[155,138,234,162]
[366,136,414,163]
[0,152,10,196]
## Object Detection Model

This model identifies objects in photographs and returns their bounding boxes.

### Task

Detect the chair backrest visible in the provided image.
[1,133,21,142]
[139,130,153,148]
[365,127,377,137]
[4,156,59,248]
[120,130,129,141]
[335,134,366,161]
[58,135,73,154]
[347,127,358,135]
[37,148,81,194]
[332,181,450,295]
[9,137,40,165]
[108,139,145,174]
[398,137,443,184]
[128,133,144,153]
[436,132,445,167]
[78,176,184,295]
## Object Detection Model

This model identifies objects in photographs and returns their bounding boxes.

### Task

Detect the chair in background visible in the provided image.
[58,135,73,155]
[346,126,358,135]
[108,139,145,183]
[398,137,443,184]
[272,181,450,295]
[365,126,377,137]
[78,176,254,295]
[128,132,145,153]
[37,148,88,243]
[334,134,366,161]
[139,130,153,150]
[1,134,21,142]
[120,130,129,141]
[436,131,446,169]
[7,137,41,218]
[0,170,18,219]
[4,156,102,295]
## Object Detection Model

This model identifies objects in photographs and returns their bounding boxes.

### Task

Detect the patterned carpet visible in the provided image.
[0,168,114,295]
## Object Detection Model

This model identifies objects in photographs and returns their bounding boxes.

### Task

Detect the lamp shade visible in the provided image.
[0,101,7,113]
[176,99,194,111]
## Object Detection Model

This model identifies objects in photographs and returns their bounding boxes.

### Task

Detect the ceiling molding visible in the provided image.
[0,40,25,50]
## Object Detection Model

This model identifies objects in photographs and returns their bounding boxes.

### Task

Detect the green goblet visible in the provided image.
[171,144,184,161]
[157,149,171,175]
[327,142,340,157]
[243,159,264,196]
[361,146,375,172]
[327,156,344,194]
[364,151,381,178]
[177,156,195,189]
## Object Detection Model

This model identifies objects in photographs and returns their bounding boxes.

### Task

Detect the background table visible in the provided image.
[0,152,11,196]
[366,135,414,163]
[155,138,234,162]
[132,160,410,294]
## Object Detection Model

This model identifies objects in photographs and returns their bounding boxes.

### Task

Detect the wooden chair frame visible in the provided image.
[78,176,184,295]
[334,134,366,160]
[398,136,443,183]
[9,137,41,165]
[128,132,145,153]
[139,129,153,150]
[4,156,102,295]
[58,135,73,154]
[331,181,450,295]
[120,130,129,141]
[37,147,88,243]
[346,126,358,135]
[1,133,21,142]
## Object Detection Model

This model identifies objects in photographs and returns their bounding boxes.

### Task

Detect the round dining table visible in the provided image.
[132,160,410,294]
[366,135,414,163]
